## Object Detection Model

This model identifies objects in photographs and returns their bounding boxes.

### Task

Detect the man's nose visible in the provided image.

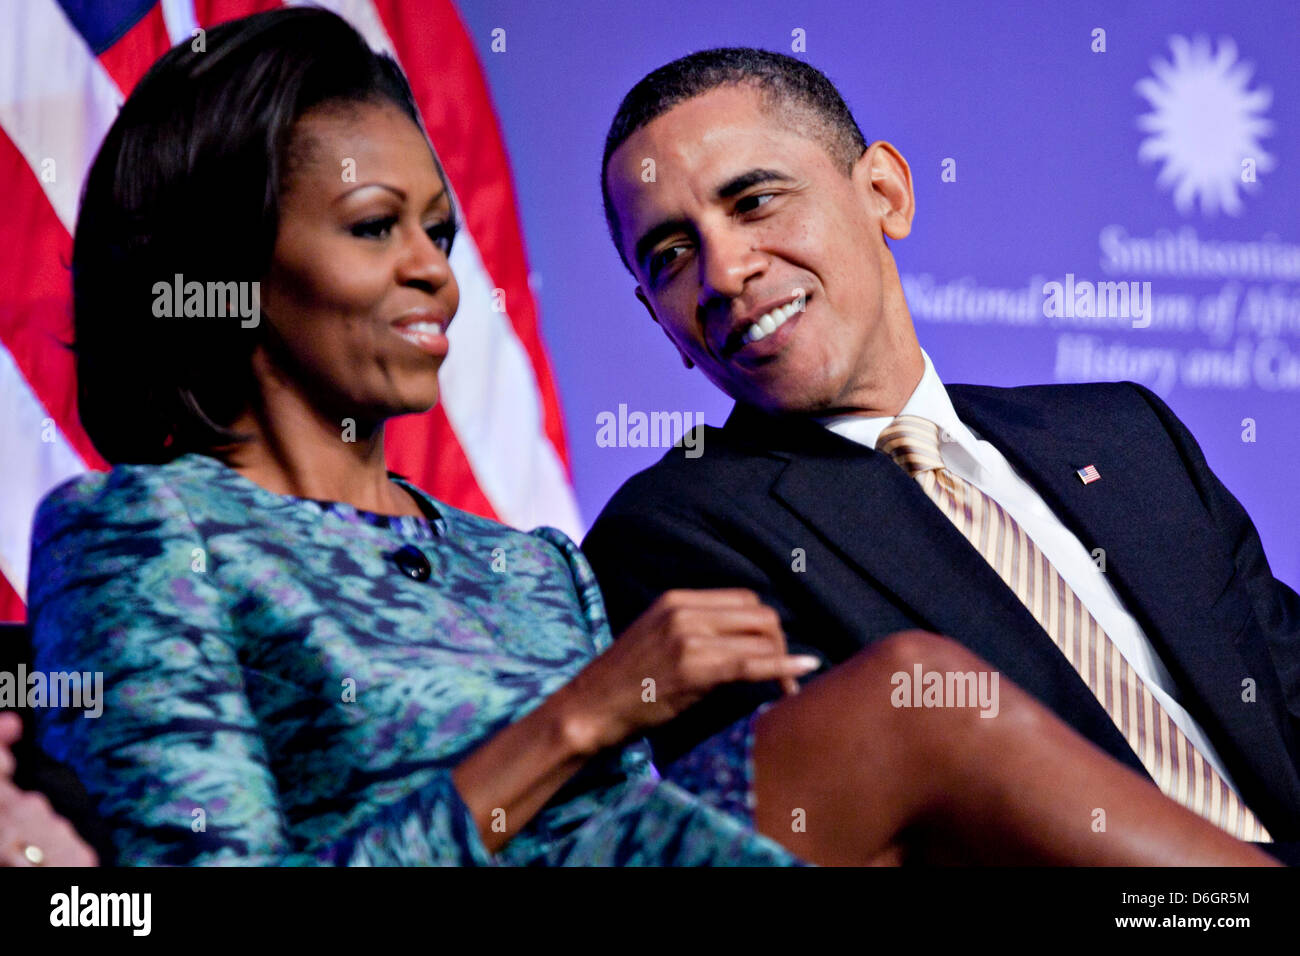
[697,229,765,305]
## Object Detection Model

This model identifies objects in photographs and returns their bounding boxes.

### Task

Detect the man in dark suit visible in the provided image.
[583,48,1300,849]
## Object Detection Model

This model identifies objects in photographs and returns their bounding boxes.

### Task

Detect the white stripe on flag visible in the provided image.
[0,0,123,232]
[0,342,88,601]
[443,234,583,538]
[297,0,582,539]
[160,0,201,47]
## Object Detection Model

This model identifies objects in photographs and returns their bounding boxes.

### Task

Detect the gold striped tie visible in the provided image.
[876,415,1270,842]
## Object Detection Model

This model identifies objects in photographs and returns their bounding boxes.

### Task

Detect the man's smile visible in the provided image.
[719,293,812,363]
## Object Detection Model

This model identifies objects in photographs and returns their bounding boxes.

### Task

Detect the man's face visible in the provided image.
[607,85,914,415]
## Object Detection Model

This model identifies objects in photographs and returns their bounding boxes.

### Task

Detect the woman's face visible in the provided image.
[255,101,459,428]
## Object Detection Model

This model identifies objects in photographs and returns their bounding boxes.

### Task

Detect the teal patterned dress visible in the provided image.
[26,452,802,866]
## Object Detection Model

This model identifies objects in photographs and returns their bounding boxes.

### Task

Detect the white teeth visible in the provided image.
[742,300,802,344]
[400,321,444,336]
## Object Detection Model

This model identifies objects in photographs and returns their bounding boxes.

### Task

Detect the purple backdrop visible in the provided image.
[459,0,1300,588]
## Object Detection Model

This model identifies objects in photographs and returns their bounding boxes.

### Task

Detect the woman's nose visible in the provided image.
[398,227,452,289]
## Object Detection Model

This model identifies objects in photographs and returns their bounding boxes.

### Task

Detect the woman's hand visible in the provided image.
[452,588,816,853]
[555,589,821,755]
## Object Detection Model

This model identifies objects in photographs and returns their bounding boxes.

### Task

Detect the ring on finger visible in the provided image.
[19,842,46,865]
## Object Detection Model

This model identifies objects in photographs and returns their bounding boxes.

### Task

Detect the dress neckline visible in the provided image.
[182,452,447,538]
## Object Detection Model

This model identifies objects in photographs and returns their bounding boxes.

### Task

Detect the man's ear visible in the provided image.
[635,285,694,369]
[853,141,915,241]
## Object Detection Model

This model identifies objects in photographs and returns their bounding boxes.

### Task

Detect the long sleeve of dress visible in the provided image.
[27,468,494,866]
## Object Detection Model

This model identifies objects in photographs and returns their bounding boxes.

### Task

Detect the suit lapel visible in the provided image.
[724,395,1300,822]
[723,404,1150,772]
[949,386,1300,819]
[948,387,1243,693]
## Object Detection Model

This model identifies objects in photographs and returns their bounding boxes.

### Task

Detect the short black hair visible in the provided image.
[72,6,431,464]
[600,47,868,270]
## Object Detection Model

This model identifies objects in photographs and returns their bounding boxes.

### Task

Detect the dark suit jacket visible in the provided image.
[583,381,1300,843]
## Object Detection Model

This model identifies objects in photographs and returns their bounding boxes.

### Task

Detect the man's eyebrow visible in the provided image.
[714,168,794,199]
[631,169,793,270]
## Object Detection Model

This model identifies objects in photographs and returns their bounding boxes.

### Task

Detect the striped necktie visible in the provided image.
[876,414,1270,843]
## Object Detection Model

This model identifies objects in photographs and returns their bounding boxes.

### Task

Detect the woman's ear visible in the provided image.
[636,286,694,369]
[853,141,915,241]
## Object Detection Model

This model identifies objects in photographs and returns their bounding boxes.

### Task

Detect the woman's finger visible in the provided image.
[702,607,798,693]
[676,640,820,690]
[731,654,822,685]
[656,588,761,609]
[668,606,785,641]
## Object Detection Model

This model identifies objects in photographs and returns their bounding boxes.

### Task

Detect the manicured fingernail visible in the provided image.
[791,655,821,670]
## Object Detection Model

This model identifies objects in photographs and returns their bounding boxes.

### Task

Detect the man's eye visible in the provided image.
[736,193,775,214]
[649,244,688,278]
[425,220,457,256]
[350,216,398,239]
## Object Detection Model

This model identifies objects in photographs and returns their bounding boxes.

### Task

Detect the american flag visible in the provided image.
[1076,464,1101,485]
[0,0,582,623]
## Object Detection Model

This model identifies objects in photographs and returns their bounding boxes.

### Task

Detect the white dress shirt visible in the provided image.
[816,350,1240,791]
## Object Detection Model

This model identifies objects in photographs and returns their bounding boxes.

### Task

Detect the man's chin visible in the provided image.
[706,362,836,416]
[728,384,833,418]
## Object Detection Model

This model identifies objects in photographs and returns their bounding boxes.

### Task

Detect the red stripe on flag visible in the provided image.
[370,0,572,474]
[0,569,25,624]
[96,2,172,97]
[192,0,283,27]
[0,128,106,472]
[385,404,499,520]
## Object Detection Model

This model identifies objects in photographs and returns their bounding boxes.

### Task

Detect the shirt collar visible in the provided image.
[815,350,985,476]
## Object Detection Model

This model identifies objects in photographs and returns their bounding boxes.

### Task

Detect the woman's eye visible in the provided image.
[736,192,775,214]
[425,221,456,256]
[350,216,398,239]
[349,216,456,256]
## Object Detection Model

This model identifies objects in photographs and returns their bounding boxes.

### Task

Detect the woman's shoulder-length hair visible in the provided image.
[72,6,426,464]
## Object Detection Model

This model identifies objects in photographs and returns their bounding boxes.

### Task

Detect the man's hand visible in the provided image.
[0,711,97,867]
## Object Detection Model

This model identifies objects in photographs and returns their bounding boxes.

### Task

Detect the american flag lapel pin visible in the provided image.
[1076,464,1101,485]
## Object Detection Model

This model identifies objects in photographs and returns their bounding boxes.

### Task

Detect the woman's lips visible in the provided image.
[394,320,449,357]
